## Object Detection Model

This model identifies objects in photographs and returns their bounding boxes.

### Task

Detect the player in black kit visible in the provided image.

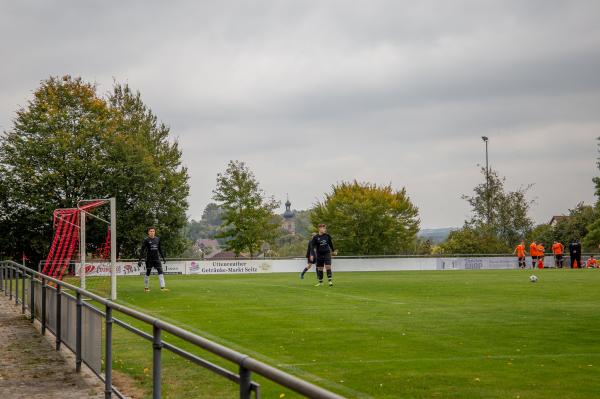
[300,234,317,279]
[138,227,168,292]
[310,224,337,287]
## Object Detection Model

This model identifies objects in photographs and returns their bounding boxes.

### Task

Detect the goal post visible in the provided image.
[77,197,117,300]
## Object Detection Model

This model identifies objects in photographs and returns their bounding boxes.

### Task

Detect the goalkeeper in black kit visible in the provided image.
[310,224,337,287]
[138,227,168,292]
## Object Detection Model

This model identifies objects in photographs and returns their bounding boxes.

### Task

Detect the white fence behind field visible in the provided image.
[73,255,568,277]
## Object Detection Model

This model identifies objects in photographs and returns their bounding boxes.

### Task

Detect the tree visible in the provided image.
[462,167,534,248]
[311,181,419,255]
[212,161,280,256]
[107,83,189,257]
[555,202,595,248]
[0,76,189,261]
[185,203,225,242]
[583,137,600,251]
[525,223,555,246]
[438,224,510,254]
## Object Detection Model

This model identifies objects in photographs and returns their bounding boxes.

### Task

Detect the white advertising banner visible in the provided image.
[75,256,546,277]
[186,259,299,275]
[75,261,186,276]
[436,257,518,270]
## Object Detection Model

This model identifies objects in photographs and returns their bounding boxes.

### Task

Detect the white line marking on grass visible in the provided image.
[118,298,372,399]
[236,281,406,306]
[282,352,600,367]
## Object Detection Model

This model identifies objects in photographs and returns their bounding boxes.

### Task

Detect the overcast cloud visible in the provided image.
[1,1,599,227]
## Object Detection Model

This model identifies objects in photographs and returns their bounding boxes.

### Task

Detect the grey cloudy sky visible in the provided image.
[2,1,599,228]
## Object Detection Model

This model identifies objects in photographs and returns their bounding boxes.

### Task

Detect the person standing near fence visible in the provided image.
[138,227,169,292]
[514,240,527,269]
[529,240,538,269]
[569,238,582,269]
[552,241,565,268]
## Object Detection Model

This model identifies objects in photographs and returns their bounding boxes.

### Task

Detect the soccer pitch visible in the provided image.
[104,269,600,398]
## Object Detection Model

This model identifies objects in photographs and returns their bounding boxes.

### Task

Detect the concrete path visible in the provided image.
[0,295,104,398]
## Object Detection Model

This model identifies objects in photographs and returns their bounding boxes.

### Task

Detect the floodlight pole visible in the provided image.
[482,136,490,225]
[110,197,117,301]
[80,211,86,289]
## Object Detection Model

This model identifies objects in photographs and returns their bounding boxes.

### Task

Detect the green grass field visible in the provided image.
[99,269,600,398]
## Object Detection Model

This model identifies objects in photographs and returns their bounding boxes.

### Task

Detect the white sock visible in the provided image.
[144,275,149,288]
[158,274,165,288]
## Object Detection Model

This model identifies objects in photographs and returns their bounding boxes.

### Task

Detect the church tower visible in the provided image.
[282,195,296,233]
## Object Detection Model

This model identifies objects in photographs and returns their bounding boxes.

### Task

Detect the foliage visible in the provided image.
[553,202,595,249]
[0,76,189,261]
[438,224,510,254]
[525,224,555,247]
[311,181,420,255]
[292,209,314,238]
[412,237,434,255]
[462,167,534,248]
[212,160,280,256]
[185,203,225,242]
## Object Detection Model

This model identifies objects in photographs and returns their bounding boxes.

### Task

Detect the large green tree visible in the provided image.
[462,167,534,248]
[0,76,189,262]
[212,161,280,256]
[555,202,595,248]
[311,181,419,255]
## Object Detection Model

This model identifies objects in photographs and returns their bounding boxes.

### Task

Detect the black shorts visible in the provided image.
[316,255,332,267]
[554,254,563,261]
[531,256,538,260]
[145,260,164,276]
[518,256,525,262]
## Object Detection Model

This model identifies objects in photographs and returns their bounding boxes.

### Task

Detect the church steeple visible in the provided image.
[283,194,294,219]
[282,194,296,233]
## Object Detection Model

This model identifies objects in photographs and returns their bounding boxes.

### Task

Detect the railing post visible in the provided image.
[30,272,35,322]
[0,263,4,293]
[21,268,26,314]
[41,277,47,335]
[76,292,82,372]
[105,305,113,399]
[153,324,162,399]
[15,267,19,305]
[56,284,62,351]
[239,363,252,399]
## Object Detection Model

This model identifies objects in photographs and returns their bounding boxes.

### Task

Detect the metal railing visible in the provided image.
[0,260,344,399]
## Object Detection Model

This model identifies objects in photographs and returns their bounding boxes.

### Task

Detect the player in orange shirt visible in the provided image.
[586,255,597,268]
[529,241,538,269]
[551,241,565,268]
[513,240,527,268]
[537,242,545,269]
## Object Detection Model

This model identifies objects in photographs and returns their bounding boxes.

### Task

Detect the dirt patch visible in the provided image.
[112,370,147,399]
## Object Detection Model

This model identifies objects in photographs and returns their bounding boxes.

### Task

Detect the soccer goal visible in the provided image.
[42,198,117,300]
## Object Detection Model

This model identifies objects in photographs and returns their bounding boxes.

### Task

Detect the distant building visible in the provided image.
[196,239,219,251]
[282,196,296,233]
[549,216,568,227]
